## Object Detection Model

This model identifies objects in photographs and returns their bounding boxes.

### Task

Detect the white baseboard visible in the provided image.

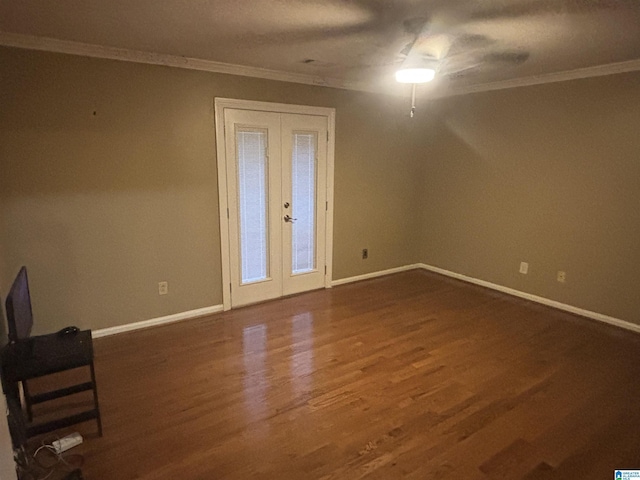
[92,305,224,338]
[331,264,422,287]
[92,265,639,337]
[417,263,640,334]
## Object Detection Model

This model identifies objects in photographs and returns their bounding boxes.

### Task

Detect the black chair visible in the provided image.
[0,267,102,442]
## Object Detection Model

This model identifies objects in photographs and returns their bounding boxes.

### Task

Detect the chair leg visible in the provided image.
[22,380,33,422]
[89,361,103,436]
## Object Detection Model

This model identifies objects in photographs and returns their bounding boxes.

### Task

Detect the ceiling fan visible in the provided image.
[395,16,530,116]
[394,0,638,79]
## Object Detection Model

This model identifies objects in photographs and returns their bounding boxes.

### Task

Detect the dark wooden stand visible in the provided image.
[1,330,102,441]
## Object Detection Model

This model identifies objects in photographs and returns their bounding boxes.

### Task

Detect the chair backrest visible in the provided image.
[5,266,33,342]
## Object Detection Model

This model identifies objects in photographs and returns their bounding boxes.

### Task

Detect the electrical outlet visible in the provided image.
[557,271,566,283]
[362,248,368,260]
[519,262,529,274]
[159,281,168,295]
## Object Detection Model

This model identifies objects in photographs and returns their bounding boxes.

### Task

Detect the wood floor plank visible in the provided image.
[24,270,640,479]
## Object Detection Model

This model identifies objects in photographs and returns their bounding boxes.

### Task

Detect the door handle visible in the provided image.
[284,215,296,223]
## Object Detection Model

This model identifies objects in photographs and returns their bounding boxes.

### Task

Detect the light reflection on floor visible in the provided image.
[291,312,314,398]
[241,312,315,436]
[242,323,268,427]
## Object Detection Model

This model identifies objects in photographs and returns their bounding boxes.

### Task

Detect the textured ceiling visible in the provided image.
[1,0,640,95]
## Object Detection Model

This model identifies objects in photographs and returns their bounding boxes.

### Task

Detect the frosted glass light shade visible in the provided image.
[395,68,436,83]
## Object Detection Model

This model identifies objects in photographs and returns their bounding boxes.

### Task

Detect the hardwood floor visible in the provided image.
[27,270,640,479]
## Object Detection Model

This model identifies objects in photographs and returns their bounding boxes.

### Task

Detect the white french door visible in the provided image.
[217,101,333,308]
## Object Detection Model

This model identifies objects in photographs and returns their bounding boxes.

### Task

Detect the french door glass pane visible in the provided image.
[291,132,317,274]
[237,129,269,283]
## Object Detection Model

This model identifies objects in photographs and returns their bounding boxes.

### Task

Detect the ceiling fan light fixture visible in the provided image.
[395,67,436,84]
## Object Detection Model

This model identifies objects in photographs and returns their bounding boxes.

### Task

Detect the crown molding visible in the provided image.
[1,31,639,98]
[446,58,640,98]
[0,31,373,92]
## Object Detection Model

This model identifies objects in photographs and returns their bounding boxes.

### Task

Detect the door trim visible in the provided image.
[214,98,336,311]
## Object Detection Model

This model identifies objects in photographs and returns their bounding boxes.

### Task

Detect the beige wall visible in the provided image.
[0,47,423,333]
[4,45,639,333]
[418,71,640,325]
[0,391,16,480]
[0,205,8,342]
[0,207,17,479]
[0,276,15,480]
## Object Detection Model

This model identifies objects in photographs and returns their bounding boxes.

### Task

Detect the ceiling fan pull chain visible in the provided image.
[410,83,417,118]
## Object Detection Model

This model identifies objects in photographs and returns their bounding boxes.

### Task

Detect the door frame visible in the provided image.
[214,98,336,311]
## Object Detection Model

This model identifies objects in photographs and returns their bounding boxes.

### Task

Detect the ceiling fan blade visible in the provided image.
[483,51,530,65]
[443,62,482,76]
[412,33,452,61]
[470,0,638,20]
